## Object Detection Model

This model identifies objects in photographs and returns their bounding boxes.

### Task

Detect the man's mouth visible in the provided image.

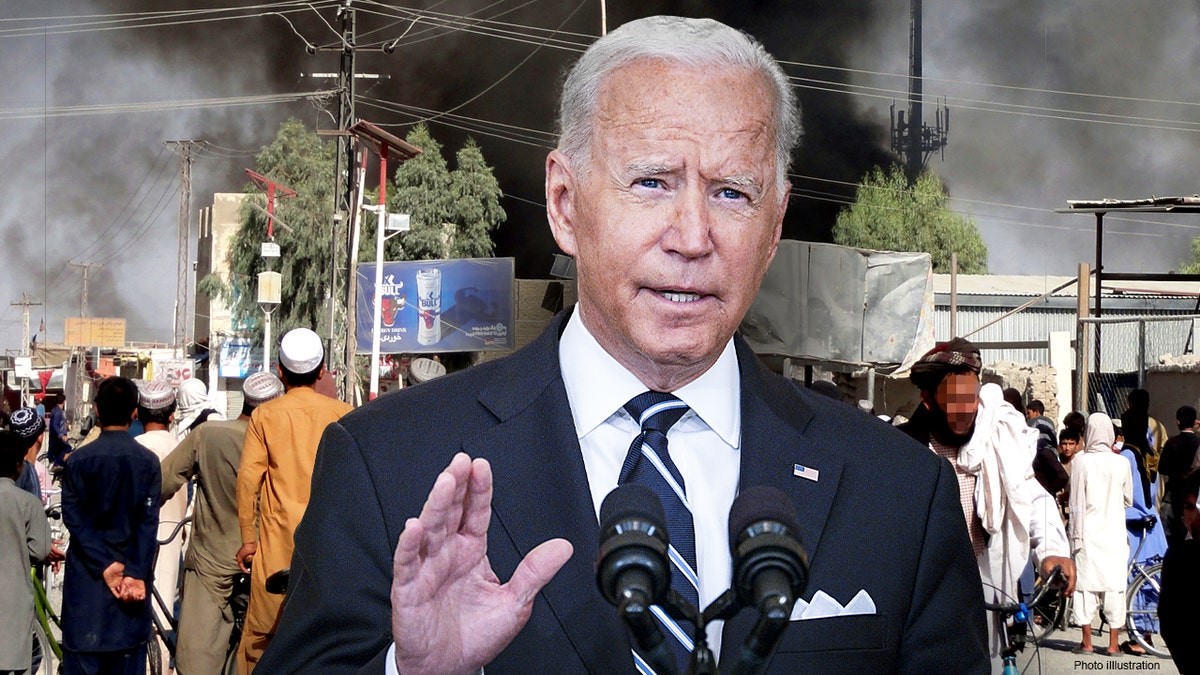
[658,290,702,303]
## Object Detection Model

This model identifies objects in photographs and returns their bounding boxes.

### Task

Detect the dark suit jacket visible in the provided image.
[260,311,988,674]
[60,430,161,652]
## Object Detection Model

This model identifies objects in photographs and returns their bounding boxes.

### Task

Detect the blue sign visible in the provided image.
[356,258,514,354]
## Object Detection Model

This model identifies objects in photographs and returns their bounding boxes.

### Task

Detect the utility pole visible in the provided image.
[166,140,202,357]
[303,0,388,400]
[890,0,949,185]
[68,262,104,318]
[11,293,42,355]
[10,293,41,406]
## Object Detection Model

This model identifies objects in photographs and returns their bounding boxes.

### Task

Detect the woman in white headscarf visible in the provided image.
[1069,411,1134,655]
[173,378,225,442]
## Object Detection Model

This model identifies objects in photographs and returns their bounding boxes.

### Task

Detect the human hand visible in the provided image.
[120,577,146,602]
[391,453,573,675]
[1042,555,1076,597]
[48,542,66,574]
[102,562,126,599]
[236,542,257,574]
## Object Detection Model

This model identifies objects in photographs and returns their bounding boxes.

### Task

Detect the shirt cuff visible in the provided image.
[384,643,484,675]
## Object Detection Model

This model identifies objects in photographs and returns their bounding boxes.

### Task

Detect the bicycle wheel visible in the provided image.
[146,630,163,675]
[33,617,55,675]
[1027,584,1063,643]
[1126,562,1169,658]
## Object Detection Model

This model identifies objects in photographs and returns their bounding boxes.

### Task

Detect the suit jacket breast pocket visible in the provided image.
[774,613,885,653]
[762,614,890,674]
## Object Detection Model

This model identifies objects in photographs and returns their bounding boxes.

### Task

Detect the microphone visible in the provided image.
[596,484,677,675]
[728,486,809,675]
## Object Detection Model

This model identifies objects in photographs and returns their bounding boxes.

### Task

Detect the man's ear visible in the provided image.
[919,388,935,411]
[545,150,579,256]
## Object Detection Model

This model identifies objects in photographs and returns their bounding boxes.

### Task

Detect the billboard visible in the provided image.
[65,317,126,347]
[356,258,514,354]
[219,339,265,378]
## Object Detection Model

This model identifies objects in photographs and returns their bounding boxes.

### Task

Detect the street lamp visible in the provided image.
[257,271,281,371]
[345,120,421,401]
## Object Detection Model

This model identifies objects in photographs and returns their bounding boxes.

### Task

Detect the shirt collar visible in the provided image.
[559,304,740,447]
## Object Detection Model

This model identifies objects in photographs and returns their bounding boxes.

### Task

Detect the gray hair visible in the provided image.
[556,16,801,187]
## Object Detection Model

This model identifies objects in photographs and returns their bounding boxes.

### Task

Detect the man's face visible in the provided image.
[546,59,787,389]
[931,371,980,437]
[1059,438,1079,459]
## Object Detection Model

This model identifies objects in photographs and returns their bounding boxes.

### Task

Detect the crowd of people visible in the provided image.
[1,327,349,675]
[2,13,1199,675]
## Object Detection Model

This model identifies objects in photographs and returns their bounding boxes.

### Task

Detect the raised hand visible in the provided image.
[390,453,573,675]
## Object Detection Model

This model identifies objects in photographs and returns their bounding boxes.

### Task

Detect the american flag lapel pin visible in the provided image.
[793,463,819,482]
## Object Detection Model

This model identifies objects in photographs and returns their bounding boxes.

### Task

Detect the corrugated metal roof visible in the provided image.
[933,274,1200,298]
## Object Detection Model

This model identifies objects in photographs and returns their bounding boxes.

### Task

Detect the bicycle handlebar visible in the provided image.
[983,566,1065,616]
[158,516,193,546]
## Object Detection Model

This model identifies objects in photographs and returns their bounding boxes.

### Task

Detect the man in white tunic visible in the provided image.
[137,380,187,674]
[1069,412,1133,656]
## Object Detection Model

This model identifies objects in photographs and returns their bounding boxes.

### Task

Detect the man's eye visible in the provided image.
[636,178,664,189]
[718,187,747,200]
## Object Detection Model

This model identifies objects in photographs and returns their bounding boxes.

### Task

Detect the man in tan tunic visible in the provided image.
[235,328,353,673]
[161,371,283,675]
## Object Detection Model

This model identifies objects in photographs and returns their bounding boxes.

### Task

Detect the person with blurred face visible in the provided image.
[900,337,1076,671]
[258,16,989,674]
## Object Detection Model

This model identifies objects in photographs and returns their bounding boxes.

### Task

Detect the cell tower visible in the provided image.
[890,0,949,184]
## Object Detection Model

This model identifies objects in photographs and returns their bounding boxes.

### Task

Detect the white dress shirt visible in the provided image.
[386,307,743,673]
[560,307,742,658]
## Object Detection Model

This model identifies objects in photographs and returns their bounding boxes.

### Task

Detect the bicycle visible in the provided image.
[1123,514,1166,658]
[984,566,1066,675]
[31,502,66,675]
[146,517,191,675]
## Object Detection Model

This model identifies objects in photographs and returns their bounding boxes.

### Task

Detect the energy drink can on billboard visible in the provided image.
[416,268,442,345]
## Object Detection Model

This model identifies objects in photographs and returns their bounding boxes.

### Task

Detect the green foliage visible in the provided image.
[222,118,338,343]
[203,119,509,348]
[832,165,988,274]
[357,124,505,263]
[1181,237,1200,274]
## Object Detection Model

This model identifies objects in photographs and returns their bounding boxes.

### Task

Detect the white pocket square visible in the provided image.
[790,589,877,621]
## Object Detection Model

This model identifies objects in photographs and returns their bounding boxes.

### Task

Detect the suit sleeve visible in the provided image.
[238,413,270,545]
[124,458,161,581]
[61,460,122,576]
[898,456,990,674]
[161,429,201,500]
[256,421,396,674]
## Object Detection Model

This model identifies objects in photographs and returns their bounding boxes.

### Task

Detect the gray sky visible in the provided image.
[2,1,1199,352]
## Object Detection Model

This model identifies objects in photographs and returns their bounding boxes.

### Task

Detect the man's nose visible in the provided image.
[663,184,714,258]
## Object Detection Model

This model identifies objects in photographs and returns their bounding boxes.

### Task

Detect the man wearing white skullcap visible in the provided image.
[235,328,352,672]
[7,407,48,502]
[161,371,283,675]
[136,379,185,674]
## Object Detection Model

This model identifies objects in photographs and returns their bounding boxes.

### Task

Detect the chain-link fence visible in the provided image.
[1076,314,1200,415]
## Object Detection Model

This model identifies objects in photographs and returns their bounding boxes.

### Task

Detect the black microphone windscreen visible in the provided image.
[728,485,801,544]
[599,483,667,533]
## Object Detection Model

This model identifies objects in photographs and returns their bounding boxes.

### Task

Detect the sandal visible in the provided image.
[1072,645,1093,655]
[1121,640,1147,656]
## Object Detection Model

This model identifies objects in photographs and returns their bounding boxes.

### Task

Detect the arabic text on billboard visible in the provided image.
[356,258,514,354]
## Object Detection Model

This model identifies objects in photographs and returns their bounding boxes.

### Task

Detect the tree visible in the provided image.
[199,118,338,343]
[358,124,505,263]
[1180,237,1200,274]
[832,165,988,274]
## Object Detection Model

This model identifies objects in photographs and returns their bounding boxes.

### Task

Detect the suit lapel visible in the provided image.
[720,339,846,663]
[463,310,629,673]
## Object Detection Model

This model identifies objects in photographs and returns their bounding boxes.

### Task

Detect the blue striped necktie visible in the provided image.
[620,391,697,674]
